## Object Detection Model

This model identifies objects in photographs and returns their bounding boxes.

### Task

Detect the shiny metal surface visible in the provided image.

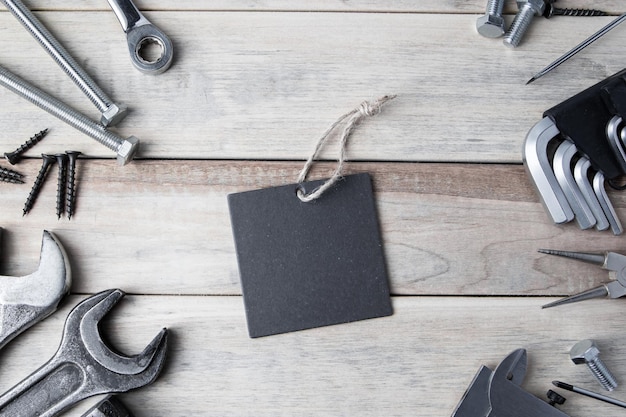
[0,230,70,350]
[574,157,609,231]
[553,140,595,229]
[80,395,134,417]
[107,0,174,74]
[0,0,127,126]
[0,289,168,417]
[593,171,623,235]
[523,117,574,224]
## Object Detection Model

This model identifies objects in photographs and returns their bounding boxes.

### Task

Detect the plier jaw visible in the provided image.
[540,249,626,308]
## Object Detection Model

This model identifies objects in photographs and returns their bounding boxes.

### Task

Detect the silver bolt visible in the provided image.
[0,65,139,166]
[1,0,127,126]
[504,0,546,48]
[476,0,506,38]
[570,339,618,391]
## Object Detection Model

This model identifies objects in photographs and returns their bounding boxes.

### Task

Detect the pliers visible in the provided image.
[541,249,626,309]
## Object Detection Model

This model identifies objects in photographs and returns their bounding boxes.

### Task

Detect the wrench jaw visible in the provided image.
[0,289,168,417]
[0,230,71,350]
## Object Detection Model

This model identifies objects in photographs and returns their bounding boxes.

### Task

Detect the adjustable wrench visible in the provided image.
[0,289,168,417]
[0,229,71,350]
[106,0,174,74]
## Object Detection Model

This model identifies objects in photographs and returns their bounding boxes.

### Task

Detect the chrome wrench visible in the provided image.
[106,0,174,74]
[0,289,168,417]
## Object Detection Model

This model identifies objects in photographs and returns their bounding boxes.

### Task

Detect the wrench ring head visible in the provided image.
[127,25,173,75]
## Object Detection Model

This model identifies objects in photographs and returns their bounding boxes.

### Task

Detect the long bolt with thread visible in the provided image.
[571,339,618,391]
[23,154,55,215]
[0,65,139,166]
[4,128,49,165]
[0,0,126,126]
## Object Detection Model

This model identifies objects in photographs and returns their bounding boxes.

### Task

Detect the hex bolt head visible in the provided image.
[570,339,618,391]
[476,0,506,38]
[101,103,128,128]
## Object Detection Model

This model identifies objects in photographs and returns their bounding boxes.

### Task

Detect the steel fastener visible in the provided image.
[65,151,81,220]
[55,154,68,219]
[570,339,618,391]
[0,65,139,166]
[0,0,127,126]
[476,0,507,38]
[23,154,56,216]
[504,0,546,48]
[4,128,48,165]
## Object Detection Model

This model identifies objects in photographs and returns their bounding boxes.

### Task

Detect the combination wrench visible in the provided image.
[106,0,174,74]
[0,289,168,417]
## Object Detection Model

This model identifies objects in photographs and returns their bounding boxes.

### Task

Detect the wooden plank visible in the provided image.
[0,295,623,416]
[0,12,625,162]
[1,160,624,297]
[15,0,626,13]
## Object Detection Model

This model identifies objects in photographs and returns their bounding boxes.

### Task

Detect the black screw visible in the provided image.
[0,166,24,182]
[65,151,81,220]
[0,174,24,184]
[23,154,55,216]
[543,1,607,18]
[55,153,68,219]
[4,128,49,165]
[547,389,567,406]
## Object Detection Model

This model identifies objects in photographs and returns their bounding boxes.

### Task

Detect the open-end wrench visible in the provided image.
[106,0,174,74]
[0,229,71,350]
[0,289,168,417]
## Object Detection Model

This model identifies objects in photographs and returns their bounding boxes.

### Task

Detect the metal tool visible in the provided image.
[570,339,617,391]
[0,0,127,126]
[451,348,570,417]
[107,0,174,74]
[528,12,626,84]
[81,395,134,417]
[0,289,168,417]
[523,69,626,234]
[540,249,626,308]
[504,0,546,48]
[0,229,71,350]
[554,381,626,409]
[0,65,139,166]
[476,0,506,38]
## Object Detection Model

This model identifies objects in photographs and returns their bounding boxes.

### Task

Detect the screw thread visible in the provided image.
[557,8,607,17]
[0,166,24,180]
[588,359,618,391]
[55,154,67,219]
[65,152,80,219]
[2,0,112,111]
[504,3,538,47]
[4,128,49,164]
[0,174,24,184]
[0,65,123,153]
[23,155,55,215]
[486,0,505,17]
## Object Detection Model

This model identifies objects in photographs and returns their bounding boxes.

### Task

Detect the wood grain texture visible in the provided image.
[0,12,625,161]
[1,3,626,417]
[1,160,625,297]
[0,295,624,417]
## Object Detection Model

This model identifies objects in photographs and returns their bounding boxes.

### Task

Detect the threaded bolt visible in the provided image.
[23,154,55,216]
[55,153,68,219]
[504,0,546,48]
[570,339,618,391]
[476,0,506,38]
[1,0,127,126]
[4,128,49,165]
[65,151,81,220]
[0,65,139,166]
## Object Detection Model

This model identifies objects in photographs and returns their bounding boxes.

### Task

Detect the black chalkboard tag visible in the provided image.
[228,173,393,338]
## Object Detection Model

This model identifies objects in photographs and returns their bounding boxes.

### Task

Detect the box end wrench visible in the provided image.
[0,229,71,350]
[107,0,174,75]
[0,289,168,417]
